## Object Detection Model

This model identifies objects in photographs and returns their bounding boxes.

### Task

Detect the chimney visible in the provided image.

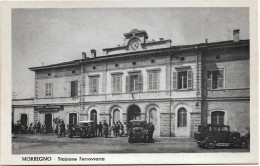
[233,29,240,42]
[159,38,164,41]
[82,52,87,59]
[91,49,96,58]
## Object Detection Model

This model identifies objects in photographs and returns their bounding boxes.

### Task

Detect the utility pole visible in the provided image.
[80,52,86,113]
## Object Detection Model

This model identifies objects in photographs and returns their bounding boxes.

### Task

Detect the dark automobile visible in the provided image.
[194,124,249,149]
[240,133,250,149]
[128,120,153,143]
[68,120,96,138]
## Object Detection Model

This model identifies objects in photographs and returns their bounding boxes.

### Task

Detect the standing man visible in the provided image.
[111,122,116,137]
[150,122,155,141]
[103,121,109,138]
[60,121,65,137]
[98,121,103,137]
[123,122,127,136]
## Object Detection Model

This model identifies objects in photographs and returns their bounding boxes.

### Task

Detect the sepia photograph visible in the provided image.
[1,0,258,165]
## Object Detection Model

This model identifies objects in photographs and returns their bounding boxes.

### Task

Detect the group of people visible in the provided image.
[12,121,54,134]
[110,121,127,137]
[56,121,66,137]
[96,121,109,137]
[95,121,128,138]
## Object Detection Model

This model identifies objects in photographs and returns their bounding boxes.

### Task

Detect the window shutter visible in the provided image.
[207,71,212,89]
[154,73,158,90]
[50,83,53,96]
[148,73,152,90]
[89,79,93,93]
[112,76,116,93]
[218,69,224,89]
[117,76,121,92]
[76,81,78,96]
[172,72,177,90]
[187,70,193,89]
[45,83,48,96]
[126,76,130,93]
[138,75,143,91]
[71,82,74,97]
[94,78,99,93]
[71,81,78,97]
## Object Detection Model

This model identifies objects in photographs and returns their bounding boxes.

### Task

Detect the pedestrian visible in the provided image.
[29,123,34,134]
[95,123,98,136]
[111,122,116,137]
[60,121,65,137]
[103,121,109,138]
[149,122,155,141]
[115,122,119,137]
[119,123,124,136]
[37,121,41,134]
[123,122,127,136]
[98,121,103,137]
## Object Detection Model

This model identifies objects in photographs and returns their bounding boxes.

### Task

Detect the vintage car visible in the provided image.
[68,120,96,138]
[128,120,153,143]
[240,133,250,149]
[194,124,249,149]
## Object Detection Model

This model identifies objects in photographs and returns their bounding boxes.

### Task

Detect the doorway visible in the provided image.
[45,113,52,128]
[127,105,141,124]
[90,110,97,124]
[69,113,77,125]
[148,108,160,136]
[113,109,120,123]
[21,114,28,126]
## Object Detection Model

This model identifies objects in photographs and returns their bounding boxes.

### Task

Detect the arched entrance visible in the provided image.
[127,105,141,123]
[174,104,191,137]
[90,110,97,124]
[148,108,160,136]
[113,109,120,123]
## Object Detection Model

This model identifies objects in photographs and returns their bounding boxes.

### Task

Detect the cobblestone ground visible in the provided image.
[12,134,250,154]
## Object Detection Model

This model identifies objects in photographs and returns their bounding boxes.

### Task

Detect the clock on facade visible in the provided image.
[129,38,141,50]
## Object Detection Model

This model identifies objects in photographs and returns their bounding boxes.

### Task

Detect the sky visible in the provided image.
[12,8,249,99]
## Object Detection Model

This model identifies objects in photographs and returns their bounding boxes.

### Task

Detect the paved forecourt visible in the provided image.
[12,134,250,154]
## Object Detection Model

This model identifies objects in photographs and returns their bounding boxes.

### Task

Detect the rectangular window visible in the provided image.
[45,83,53,97]
[148,72,159,91]
[126,74,143,92]
[89,77,99,94]
[173,70,192,90]
[207,69,224,89]
[71,81,78,97]
[112,75,122,93]
[211,111,225,125]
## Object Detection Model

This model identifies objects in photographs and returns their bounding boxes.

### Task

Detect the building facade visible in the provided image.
[12,29,250,137]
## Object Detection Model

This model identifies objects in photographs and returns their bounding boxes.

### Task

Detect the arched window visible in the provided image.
[178,108,187,127]
[113,109,120,123]
[211,111,224,125]
[90,110,97,124]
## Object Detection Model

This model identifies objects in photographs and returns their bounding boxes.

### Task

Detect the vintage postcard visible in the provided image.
[0,0,258,165]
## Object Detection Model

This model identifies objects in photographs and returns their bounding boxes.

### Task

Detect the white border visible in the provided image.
[0,0,258,165]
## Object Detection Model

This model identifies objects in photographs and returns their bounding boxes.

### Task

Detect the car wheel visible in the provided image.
[128,136,133,143]
[206,139,216,149]
[241,140,249,149]
[197,142,204,148]
[69,132,73,138]
[144,135,149,143]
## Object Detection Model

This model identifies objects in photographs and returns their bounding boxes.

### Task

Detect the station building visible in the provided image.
[12,29,250,137]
